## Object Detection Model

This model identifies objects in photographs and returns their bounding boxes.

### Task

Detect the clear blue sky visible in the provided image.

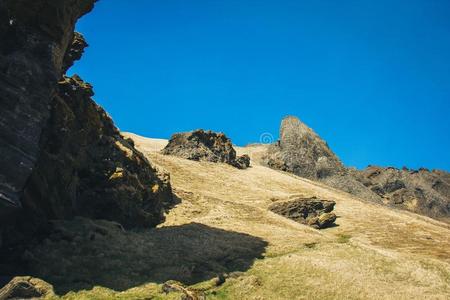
[70,0,450,171]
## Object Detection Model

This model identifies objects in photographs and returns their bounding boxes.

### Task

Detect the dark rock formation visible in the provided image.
[233,154,251,170]
[162,129,250,169]
[0,0,96,215]
[263,116,450,222]
[0,0,173,260]
[262,116,345,179]
[10,75,172,236]
[261,116,384,203]
[269,197,337,229]
[354,166,450,220]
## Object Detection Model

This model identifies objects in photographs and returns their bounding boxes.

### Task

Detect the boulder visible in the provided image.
[162,130,250,169]
[233,154,251,169]
[269,197,337,229]
[313,212,337,229]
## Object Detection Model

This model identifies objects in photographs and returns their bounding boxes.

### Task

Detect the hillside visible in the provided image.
[0,1,449,298]
[114,133,449,299]
[1,132,449,299]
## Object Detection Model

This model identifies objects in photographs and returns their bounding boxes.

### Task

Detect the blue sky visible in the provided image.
[70,0,450,171]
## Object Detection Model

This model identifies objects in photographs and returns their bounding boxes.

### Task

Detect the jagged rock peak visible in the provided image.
[279,116,339,159]
[263,116,345,179]
[162,129,250,169]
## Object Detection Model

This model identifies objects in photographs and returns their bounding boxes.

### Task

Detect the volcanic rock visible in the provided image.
[233,154,251,169]
[162,130,250,169]
[261,116,384,203]
[0,0,96,216]
[263,115,450,222]
[262,116,345,179]
[16,75,173,229]
[354,166,450,220]
[269,197,337,229]
[0,0,173,257]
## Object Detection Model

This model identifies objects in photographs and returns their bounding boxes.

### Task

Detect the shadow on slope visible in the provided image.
[19,217,267,295]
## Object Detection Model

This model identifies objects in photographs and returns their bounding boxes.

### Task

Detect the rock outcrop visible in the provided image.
[262,116,345,179]
[269,197,337,229]
[0,0,173,259]
[354,166,450,220]
[162,130,250,169]
[13,75,173,233]
[263,116,450,222]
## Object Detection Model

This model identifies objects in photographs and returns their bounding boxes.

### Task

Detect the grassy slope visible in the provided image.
[120,133,450,299]
[24,133,449,299]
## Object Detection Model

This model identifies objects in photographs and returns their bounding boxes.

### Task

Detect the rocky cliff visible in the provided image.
[0,0,96,216]
[0,0,172,257]
[263,116,450,222]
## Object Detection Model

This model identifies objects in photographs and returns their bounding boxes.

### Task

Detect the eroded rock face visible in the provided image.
[355,166,450,220]
[162,130,250,169]
[269,197,337,229]
[262,116,345,179]
[0,0,96,215]
[0,0,173,256]
[13,75,172,235]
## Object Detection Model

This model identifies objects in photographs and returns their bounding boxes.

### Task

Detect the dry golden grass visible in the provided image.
[121,133,450,300]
